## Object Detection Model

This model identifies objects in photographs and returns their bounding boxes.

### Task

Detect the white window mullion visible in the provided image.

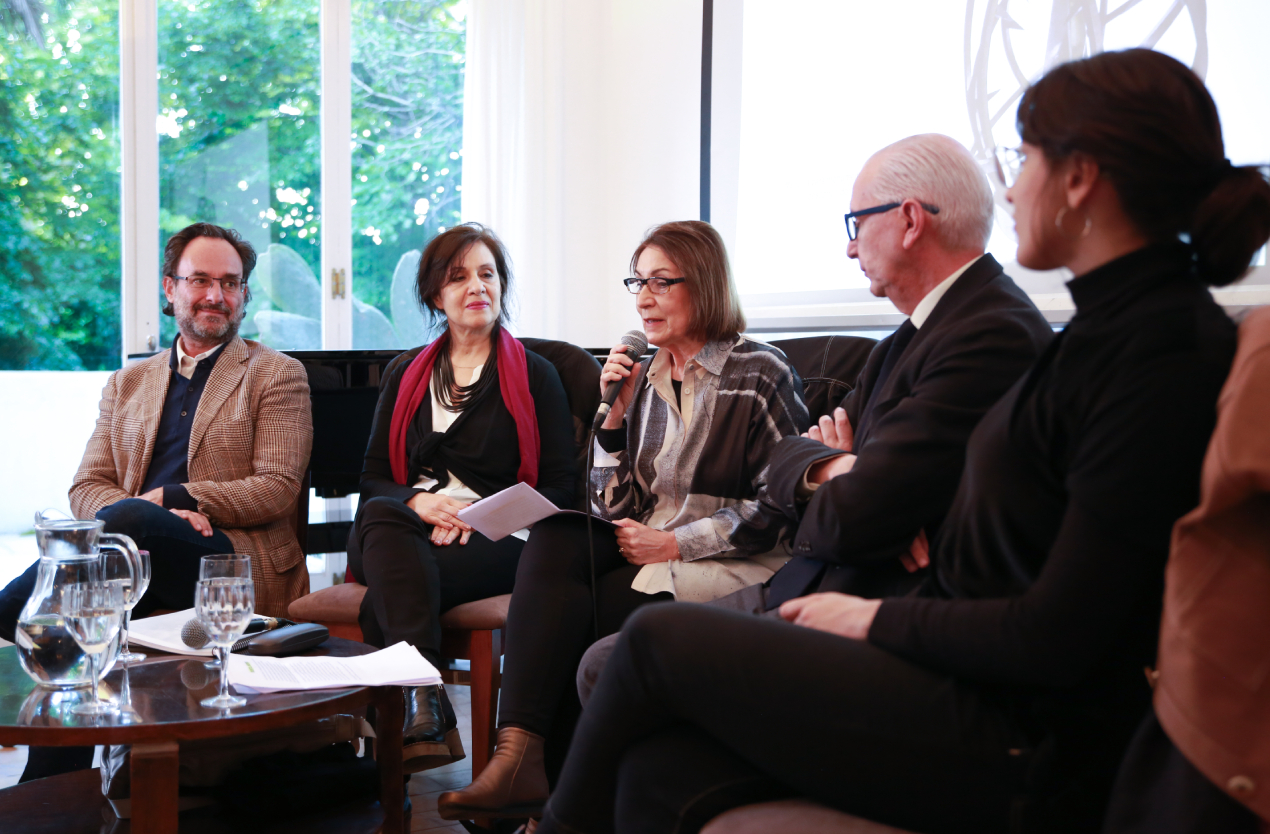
[119,0,159,359]
[320,0,353,350]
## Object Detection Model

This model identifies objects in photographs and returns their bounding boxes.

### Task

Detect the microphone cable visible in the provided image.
[585,424,599,642]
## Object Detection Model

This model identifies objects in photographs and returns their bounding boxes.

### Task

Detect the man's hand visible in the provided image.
[804,407,854,452]
[778,592,882,641]
[806,453,857,487]
[613,518,680,565]
[171,509,214,537]
[899,528,930,573]
[139,487,164,506]
[406,492,475,546]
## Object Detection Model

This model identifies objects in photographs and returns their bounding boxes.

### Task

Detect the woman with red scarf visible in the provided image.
[348,224,576,773]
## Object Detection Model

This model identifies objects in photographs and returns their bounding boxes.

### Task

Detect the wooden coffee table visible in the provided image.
[0,640,404,834]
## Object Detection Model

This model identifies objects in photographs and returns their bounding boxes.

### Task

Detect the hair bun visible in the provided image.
[1191,164,1270,287]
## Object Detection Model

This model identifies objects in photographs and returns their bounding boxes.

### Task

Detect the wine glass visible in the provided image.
[198,554,252,668]
[63,581,125,717]
[195,576,255,709]
[104,547,150,663]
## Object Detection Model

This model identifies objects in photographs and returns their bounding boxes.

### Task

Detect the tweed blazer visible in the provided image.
[69,337,313,618]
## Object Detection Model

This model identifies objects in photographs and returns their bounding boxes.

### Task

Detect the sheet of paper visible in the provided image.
[128,609,215,657]
[456,482,565,541]
[227,641,442,693]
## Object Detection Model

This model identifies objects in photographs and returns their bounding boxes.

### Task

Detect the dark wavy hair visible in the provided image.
[161,223,257,315]
[1017,48,1270,286]
[415,223,513,326]
[414,223,515,411]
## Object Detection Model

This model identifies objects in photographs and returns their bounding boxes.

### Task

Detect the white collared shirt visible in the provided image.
[909,254,983,329]
[174,337,222,380]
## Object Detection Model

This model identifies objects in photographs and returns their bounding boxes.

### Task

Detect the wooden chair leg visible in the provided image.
[468,627,502,777]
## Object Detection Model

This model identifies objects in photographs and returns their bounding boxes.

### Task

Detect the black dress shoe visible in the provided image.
[403,684,465,773]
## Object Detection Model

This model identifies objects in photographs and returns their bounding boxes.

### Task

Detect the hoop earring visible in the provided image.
[1055,206,1093,240]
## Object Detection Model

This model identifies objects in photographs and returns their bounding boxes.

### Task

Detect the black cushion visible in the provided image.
[521,337,603,509]
[771,335,878,421]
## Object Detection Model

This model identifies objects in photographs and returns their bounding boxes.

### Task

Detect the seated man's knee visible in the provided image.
[577,632,621,706]
[96,497,165,537]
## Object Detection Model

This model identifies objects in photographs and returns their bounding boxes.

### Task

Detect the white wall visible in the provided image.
[0,372,110,534]
[463,0,703,349]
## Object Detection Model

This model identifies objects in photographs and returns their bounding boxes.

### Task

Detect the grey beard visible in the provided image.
[177,305,243,346]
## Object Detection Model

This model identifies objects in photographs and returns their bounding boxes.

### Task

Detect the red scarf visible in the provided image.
[388,327,540,488]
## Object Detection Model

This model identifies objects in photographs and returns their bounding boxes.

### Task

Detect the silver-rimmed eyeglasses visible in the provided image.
[173,275,247,294]
[623,276,686,295]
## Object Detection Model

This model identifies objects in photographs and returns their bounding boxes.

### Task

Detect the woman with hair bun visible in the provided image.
[521,49,1270,834]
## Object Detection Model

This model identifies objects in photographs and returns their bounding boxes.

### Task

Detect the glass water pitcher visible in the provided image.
[14,514,140,688]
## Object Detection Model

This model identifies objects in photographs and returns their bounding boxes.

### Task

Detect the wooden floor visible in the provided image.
[0,683,481,833]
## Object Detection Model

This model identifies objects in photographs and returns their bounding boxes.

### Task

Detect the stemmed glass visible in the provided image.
[199,554,252,669]
[63,581,125,717]
[196,554,254,709]
[104,547,150,663]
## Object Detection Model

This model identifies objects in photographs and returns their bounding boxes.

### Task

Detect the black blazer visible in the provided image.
[766,254,1053,597]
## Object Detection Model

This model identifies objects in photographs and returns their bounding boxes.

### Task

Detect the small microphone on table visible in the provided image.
[181,616,283,651]
[593,330,648,431]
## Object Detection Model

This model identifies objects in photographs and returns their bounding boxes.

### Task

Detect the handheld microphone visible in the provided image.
[593,330,648,431]
[181,616,284,651]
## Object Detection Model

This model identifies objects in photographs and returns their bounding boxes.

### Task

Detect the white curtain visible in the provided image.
[461,0,704,347]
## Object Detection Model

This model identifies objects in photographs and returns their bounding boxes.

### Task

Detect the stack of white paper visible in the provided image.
[227,641,441,694]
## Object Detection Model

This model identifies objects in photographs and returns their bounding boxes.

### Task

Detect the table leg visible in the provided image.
[374,687,405,834]
[130,740,179,834]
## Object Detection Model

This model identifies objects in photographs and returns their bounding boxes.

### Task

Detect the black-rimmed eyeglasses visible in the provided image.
[844,202,940,240]
[173,275,247,294]
[623,277,686,295]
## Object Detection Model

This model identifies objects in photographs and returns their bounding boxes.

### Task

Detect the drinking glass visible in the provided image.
[63,582,124,716]
[104,547,150,663]
[198,554,252,669]
[199,553,252,582]
[195,577,255,709]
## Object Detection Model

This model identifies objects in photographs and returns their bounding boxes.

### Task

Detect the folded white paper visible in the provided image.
[456,482,612,541]
[128,609,215,657]
[227,641,442,693]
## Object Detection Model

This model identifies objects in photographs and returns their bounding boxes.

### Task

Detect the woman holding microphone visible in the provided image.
[439,220,809,820]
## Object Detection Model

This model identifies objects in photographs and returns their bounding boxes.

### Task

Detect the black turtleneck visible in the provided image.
[868,244,1236,818]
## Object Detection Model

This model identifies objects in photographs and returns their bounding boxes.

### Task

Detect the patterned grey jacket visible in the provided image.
[593,335,809,601]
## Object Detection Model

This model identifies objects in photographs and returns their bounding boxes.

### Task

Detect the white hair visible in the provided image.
[865,134,994,251]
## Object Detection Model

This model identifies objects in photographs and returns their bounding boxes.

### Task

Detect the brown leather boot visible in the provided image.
[436,727,549,819]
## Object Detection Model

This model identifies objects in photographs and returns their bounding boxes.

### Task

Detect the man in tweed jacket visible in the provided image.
[0,223,311,640]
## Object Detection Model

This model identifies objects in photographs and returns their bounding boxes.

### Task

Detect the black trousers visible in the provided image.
[538,604,1034,834]
[347,496,523,668]
[0,498,234,783]
[496,514,673,780]
[1103,705,1260,834]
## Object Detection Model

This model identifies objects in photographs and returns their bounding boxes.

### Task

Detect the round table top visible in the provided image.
[0,638,379,746]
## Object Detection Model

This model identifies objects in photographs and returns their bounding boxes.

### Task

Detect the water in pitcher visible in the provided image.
[16,516,134,689]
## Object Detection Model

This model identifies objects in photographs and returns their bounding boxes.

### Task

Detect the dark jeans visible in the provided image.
[538,604,1034,834]
[496,514,673,782]
[0,498,232,783]
[1103,706,1260,834]
[346,496,524,668]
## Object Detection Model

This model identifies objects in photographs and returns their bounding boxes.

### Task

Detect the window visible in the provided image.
[726,0,1270,328]
[1,1,121,369]
[349,0,465,349]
